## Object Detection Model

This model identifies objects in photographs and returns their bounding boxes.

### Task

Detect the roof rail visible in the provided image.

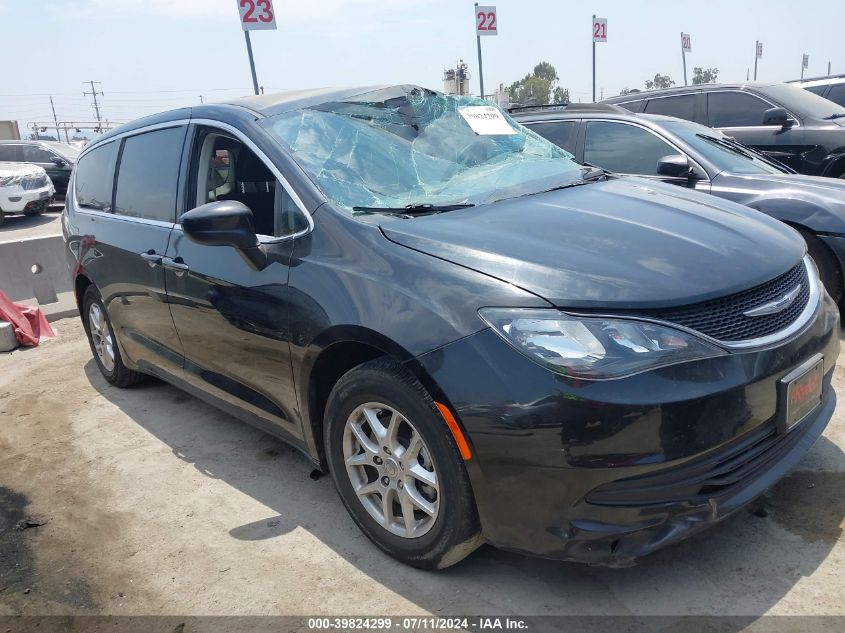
[788,74,845,83]
[508,102,628,114]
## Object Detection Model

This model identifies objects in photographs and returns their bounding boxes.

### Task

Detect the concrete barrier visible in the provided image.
[0,233,78,321]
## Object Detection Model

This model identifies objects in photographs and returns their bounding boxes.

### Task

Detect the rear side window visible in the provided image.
[644,94,696,121]
[74,141,119,211]
[0,145,21,161]
[526,121,579,153]
[707,92,772,127]
[804,85,827,96]
[584,121,676,176]
[825,84,845,107]
[114,126,187,222]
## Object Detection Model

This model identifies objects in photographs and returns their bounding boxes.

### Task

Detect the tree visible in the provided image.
[508,61,570,105]
[692,67,720,85]
[645,73,675,90]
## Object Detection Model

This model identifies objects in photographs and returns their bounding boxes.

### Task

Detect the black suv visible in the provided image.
[0,140,78,195]
[513,104,845,304]
[602,82,845,178]
[64,86,839,569]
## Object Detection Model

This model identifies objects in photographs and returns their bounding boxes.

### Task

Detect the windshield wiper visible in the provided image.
[697,134,758,159]
[352,203,475,216]
[824,113,845,120]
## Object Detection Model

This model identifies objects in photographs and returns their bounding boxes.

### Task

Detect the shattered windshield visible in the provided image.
[262,85,584,211]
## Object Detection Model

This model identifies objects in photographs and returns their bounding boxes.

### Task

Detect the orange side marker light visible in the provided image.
[435,402,472,461]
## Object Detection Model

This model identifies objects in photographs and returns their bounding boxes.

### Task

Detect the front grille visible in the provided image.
[21,175,48,190]
[637,262,810,342]
[586,410,819,507]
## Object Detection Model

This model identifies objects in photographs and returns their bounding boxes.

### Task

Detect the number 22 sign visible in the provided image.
[237,0,277,31]
[475,5,498,36]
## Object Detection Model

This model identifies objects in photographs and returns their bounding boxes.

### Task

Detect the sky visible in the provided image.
[1,0,843,137]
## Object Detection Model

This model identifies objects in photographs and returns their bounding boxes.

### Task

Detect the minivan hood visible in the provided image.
[380,178,805,309]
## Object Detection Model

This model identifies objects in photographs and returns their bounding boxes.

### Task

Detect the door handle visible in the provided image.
[140,250,162,266]
[161,256,190,273]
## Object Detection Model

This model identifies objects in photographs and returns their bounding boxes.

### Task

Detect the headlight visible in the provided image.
[479,308,727,379]
[0,174,22,187]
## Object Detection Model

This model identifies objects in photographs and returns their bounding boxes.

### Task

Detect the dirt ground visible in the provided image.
[0,317,843,622]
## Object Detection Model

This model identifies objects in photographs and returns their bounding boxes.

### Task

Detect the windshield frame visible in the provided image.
[259,86,588,213]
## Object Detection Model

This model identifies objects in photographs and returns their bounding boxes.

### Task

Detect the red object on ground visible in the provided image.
[0,290,55,347]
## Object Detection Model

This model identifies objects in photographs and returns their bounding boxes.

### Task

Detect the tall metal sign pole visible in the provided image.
[592,16,607,102]
[474,4,497,98]
[801,54,809,79]
[236,0,277,96]
[754,41,762,80]
[681,33,692,86]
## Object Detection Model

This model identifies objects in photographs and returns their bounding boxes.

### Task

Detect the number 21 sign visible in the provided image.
[593,17,607,42]
[475,5,498,36]
[237,0,277,31]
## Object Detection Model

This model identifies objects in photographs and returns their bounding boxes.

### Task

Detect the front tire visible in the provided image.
[82,285,144,387]
[325,358,482,569]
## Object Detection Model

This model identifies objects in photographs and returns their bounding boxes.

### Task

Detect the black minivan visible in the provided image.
[64,86,839,569]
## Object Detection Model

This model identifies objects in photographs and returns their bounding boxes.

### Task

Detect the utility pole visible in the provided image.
[49,96,66,142]
[83,80,104,132]
[753,41,761,81]
[474,3,484,98]
[829,61,832,76]
[592,15,596,101]
[198,95,204,104]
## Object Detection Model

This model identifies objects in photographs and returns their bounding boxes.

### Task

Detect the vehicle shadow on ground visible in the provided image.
[0,213,56,232]
[83,361,844,623]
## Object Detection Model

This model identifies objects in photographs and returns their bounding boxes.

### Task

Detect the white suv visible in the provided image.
[0,163,55,227]
[790,75,845,108]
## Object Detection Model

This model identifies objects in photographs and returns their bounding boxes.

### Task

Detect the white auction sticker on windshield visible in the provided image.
[458,106,517,135]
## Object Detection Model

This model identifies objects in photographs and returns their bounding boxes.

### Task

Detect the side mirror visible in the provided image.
[50,156,66,167]
[656,154,692,178]
[181,200,267,270]
[762,107,795,129]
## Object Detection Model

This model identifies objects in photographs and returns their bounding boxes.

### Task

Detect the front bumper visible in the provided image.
[414,290,840,564]
[0,183,55,213]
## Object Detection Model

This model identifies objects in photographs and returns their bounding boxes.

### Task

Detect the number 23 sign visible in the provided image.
[475,5,498,36]
[237,0,277,31]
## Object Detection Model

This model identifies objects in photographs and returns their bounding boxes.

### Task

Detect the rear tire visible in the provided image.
[798,229,842,305]
[325,358,482,569]
[82,285,145,387]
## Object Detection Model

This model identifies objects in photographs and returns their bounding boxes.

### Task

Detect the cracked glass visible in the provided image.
[263,85,584,211]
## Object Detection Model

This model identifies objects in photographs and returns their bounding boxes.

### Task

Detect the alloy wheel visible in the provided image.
[342,402,440,538]
[88,302,115,372]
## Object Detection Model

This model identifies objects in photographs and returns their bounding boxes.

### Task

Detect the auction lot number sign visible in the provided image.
[476,5,498,36]
[593,17,607,42]
[237,0,277,30]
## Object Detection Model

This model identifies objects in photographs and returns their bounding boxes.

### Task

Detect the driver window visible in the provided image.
[192,127,307,237]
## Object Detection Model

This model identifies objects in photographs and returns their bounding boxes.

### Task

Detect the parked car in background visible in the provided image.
[789,75,845,108]
[65,85,839,569]
[0,140,78,195]
[0,163,54,226]
[513,104,845,304]
[602,82,845,178]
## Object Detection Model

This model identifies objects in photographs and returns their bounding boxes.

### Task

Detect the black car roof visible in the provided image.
[601,82,780,103]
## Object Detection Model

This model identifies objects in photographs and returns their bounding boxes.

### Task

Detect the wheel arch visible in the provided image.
[74,272,94,312]
[300,325,452,469]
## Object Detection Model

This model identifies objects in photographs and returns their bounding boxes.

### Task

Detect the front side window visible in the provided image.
[644,94,696,122]
[190,128,307,237]
[262,86,582,211]
[584,121,676,176]
[707,92,772,127]
[74,141,119,211]
[22,145,55,163]
[114,126,186,222]
[526,121,579,153]
[826,84,845,108]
